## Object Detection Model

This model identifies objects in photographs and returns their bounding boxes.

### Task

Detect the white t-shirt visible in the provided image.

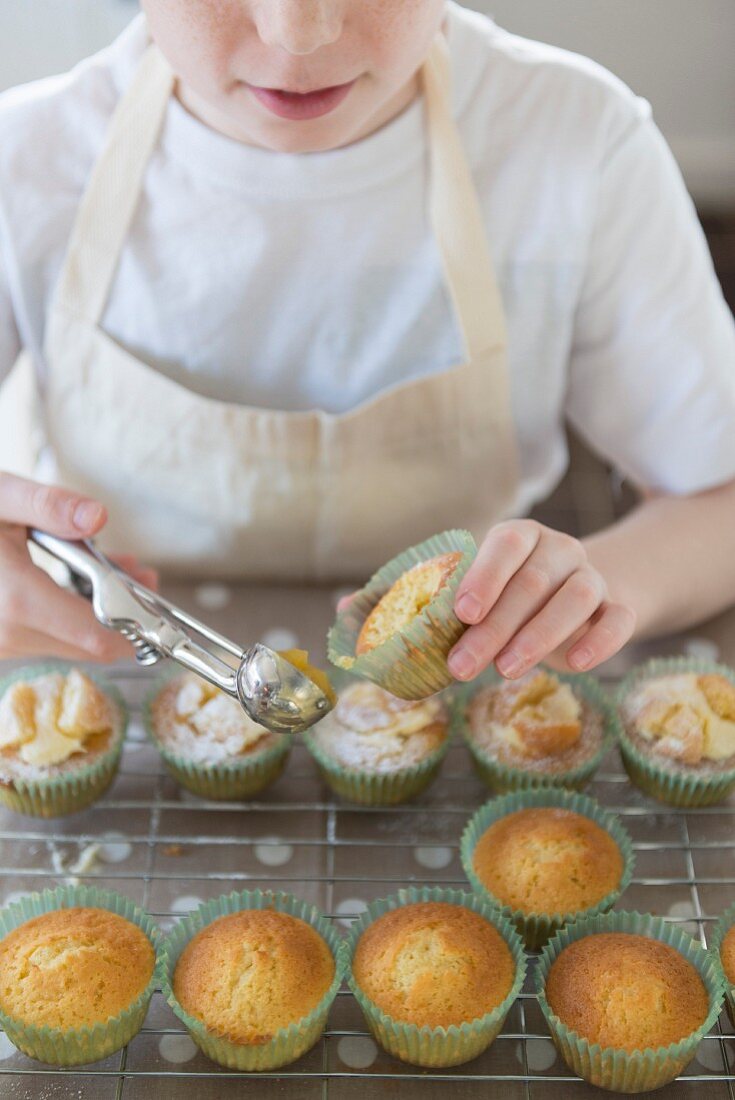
[1,3,734,514]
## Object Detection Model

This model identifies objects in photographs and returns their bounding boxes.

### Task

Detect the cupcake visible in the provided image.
[145,672,290,799]
[0,886,158,1065]
[536,911,725,1092]
[344,886,526,1068]
[160,890,344,1071]
[617,657,735,806]
[709,902,735,1027]
[461,788,634,948]
[456,667,616,792]
[0,664,127,816]
[328,529,476,700]
[303,679,450,804]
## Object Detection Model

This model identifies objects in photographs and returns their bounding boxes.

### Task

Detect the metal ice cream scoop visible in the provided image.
[27,530,333,735]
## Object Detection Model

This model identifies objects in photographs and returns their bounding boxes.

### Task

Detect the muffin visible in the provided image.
[458,667,615,791]
[617,658,735,805]
[0,887,158,1065]
[709,902,735,1027]
[328,529,476,700]
[161,890,343,1071]
[0,664,126,816]
[461,788,634,948]
[303,680,450,804]
[537,911,725,1092]
[345,887,526,1067]
[146,672,290,799]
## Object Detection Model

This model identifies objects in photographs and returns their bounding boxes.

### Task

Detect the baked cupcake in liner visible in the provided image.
[342,885,526,1068]
[451,666,618,793]
[0,663,127,817]
[303,673,451,805]
[709,902,735,1027]
[160,889,345,1071]
[536,910,725,1093]
[143,670,290,800]
[460,787,635,949]
[615,656,735,807]
[327,529,477,701]
[0,885,159,1065]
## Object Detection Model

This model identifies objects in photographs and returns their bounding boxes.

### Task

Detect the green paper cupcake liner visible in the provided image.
[615,657,735,807]
[159,889,345,1071]
[0,662,127,817]
[327,529,477,700]
[341,885,527,1068]
[708,902,735,1028]
[450,666,619,793]
[460,787,635,949]
[302,675,451,805]
[535,909,726,1093]
[0,885,159,1065]
[143,670,291,800]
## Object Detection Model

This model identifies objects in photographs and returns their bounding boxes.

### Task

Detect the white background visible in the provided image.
[1,0,734,206]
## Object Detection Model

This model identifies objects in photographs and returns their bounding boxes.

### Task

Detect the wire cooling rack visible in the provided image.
[0,662,734,1100]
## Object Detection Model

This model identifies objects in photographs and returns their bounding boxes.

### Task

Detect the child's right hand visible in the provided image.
[0,472,158,662]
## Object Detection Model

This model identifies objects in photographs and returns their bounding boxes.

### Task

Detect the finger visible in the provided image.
[454,521,542,625]
[494,568,607,679]
[7,563,133,662]
[0,472,107,537]
[566,602,637,672]
[448,534,587,680]
[337,592,357,613]
[0,624,108,662]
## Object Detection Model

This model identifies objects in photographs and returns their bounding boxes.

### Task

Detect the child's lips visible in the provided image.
[246,79,357,121]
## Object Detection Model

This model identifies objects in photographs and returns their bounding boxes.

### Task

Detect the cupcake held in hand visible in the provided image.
[328,529,476,700]
[617,658,735,806]
[457,667,616,792]
[0,664,126,816]
[303,679,450,804]
[146,672,290,799]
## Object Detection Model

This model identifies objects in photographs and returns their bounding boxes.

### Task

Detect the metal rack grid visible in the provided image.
[0,663,734,1100]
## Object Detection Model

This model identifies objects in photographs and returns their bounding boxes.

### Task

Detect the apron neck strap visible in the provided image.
[54,30,505,359]
[53,44,174,322]
[422,33,506,358]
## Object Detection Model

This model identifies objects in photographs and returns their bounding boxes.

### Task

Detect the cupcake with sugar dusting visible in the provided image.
[146,672,290,799]
[0,664,126,816]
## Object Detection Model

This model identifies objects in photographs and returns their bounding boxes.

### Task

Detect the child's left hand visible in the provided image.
[448,520,636,681]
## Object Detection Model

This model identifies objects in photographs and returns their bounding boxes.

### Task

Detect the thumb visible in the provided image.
[0,472,107,538]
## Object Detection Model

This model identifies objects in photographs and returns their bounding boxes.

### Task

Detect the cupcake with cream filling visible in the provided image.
[617,658,735,805]
[303,679,450,804]
[146,672,290,799]
[0,664,126,816]
[457,667,615,791]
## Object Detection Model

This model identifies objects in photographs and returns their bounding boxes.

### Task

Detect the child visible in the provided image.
[0,0,733,680]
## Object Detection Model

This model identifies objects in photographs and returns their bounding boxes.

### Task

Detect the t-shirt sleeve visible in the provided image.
[566,103,735,494]
[0,225,21,388]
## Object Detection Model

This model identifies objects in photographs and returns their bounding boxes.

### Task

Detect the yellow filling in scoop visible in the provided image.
[278,649,336,707]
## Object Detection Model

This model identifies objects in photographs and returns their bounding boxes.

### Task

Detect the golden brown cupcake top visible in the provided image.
[356,552,462,656]
[622,673,735,765]
[309,681,448,771]
[151,674,280,765]
[720,924,735,986]
[546,932,709,1051]
[173,910,335,1045]
[0,670,115,768]
[352,901,515,1028]
[0,907,154,1030]
[472,807,623,915]
[469,670,583,760]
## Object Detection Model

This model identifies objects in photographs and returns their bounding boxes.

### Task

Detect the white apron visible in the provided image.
[0,31,518,582]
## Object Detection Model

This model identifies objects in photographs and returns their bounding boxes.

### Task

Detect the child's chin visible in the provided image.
[251,118,360,155]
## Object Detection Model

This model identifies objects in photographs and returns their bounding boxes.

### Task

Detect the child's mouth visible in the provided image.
[246,79,357,121]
